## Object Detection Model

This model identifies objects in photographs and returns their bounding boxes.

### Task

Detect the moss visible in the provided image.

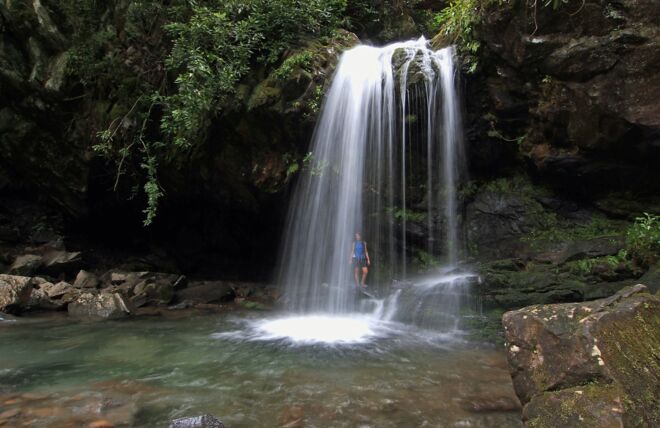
[525,382,625,427]
[273,51,314,80]
[522,215,624,245]
[564,250,632,276]
[594,297,660,425]
[247,81,283,111]
[481,174,545,196]
[239,300,268,310]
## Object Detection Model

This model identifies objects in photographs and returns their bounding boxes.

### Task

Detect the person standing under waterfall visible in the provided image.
[351,233,371,289]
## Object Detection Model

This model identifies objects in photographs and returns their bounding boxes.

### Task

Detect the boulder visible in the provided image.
[169,415,225,428]
[27,280,79,310]
[27,286,62,310]
[131,279,175,307]
[40,250,82,276]
[8,254,43,276]
[175,281,235,304]
[0,274,33,313]
[102,271,183,307]
[73,270,99,289]
[503,284,659,427]
[68,292,131,319]
[42,281,74,299]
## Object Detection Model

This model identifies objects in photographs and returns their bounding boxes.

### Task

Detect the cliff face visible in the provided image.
[470,0,660,198]
[0,1,657,280]
[457,0,660,313]
[0,0,89,216]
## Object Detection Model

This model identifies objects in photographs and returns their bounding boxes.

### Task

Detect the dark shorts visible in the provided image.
[353,257,368,268]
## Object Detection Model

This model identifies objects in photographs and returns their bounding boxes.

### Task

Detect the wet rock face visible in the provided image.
[474,0,660,197]
[502,284,660,427]
[0,1,89,216]
[466,190,549,253]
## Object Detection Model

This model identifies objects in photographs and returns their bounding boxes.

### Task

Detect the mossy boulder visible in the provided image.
[523,382,626,428]
[503,284,659,427]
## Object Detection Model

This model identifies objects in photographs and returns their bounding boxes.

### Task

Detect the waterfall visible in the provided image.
[277,38,465,315]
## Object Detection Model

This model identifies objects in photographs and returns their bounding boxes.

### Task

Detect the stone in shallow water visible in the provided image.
[169,414,225,428]
[88,419,114,428]
[0,274,33,313]
[67,292,131,319]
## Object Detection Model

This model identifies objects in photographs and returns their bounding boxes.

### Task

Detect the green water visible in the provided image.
[0,312,521,427]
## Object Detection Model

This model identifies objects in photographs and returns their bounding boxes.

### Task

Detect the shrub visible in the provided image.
[431,0,488,73]
[90,0,347,224]
[626,213,660,267]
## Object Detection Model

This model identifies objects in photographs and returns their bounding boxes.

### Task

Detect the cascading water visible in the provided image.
[268,37,475,341]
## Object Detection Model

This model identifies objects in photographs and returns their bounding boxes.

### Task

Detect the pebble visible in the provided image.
[89,420,115,428]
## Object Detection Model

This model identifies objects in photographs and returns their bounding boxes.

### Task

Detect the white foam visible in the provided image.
[412,272,477,289]
[253,315,378,344]
[212,314,388,345]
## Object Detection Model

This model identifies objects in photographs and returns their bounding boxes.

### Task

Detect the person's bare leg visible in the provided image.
[354,267,360,288]
[361,267,368,287]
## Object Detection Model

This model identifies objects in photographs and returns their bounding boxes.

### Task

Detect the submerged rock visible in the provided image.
[503,284,659,426]
[68,292,131,319]
[169,414,225,428]
[0,274,33,313]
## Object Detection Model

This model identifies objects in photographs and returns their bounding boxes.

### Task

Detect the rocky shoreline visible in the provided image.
[1,269,276,320]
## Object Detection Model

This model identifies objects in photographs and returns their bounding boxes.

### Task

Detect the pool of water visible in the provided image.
[0,311,521,427]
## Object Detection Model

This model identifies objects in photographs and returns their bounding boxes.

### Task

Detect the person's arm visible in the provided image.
[365,242,371,265]
[350,242,355,263]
